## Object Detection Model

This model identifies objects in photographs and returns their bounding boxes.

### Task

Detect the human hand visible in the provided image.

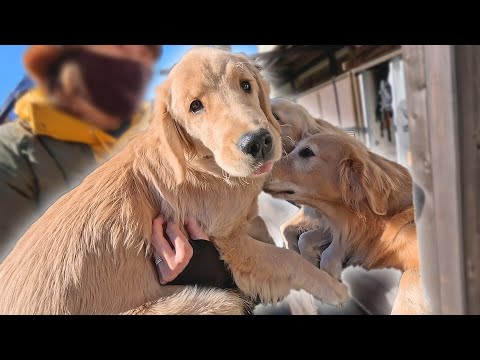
[151,215,209,285]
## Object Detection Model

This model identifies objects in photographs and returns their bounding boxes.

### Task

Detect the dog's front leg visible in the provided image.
[298,228,332,267]
[248,216,275,245]
[280,208,310,252]
[215,234,349,306]
[319,235,344,281]
[391,269,430,315]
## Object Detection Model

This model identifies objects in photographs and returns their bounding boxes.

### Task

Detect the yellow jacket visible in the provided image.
[0,87,151,256]
[13,87,147,163]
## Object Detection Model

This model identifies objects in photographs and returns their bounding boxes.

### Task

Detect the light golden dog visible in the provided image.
[0,48,348,314]
[264,133,430,314]
[272,97,342,155]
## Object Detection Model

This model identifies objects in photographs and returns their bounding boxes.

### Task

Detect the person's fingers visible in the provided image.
[166,222,192,262]
[155,248,189,285]
[154,249,178,284]
[185,218,209,241]
[151,216,175,267]
[152,214,166,230]
[165,221,182,242]
[154,256,171,285]
[155,214,166,224]
[153,218,198,285]
[166,222,193,267]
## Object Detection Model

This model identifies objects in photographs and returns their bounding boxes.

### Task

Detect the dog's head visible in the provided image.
[151,47,282,184]
[264,133,396,216]
[270,97,343,154]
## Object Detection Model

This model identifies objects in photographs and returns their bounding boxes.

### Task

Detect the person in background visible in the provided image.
[0,45,160,261]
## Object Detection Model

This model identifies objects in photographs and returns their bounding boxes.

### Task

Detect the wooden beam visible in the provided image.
[253,45,341,60]
[276,46,344,88]
[328,50,339,76]
[345,45,401,71]
[350,49,403,74]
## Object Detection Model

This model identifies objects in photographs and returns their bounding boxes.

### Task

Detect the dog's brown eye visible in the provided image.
[241,81,251,93]
[299,147,315,158]
[272,112,280,121]
[190,100,204,114]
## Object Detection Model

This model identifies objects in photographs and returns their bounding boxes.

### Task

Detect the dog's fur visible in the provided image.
[264,132,430,314]
[272,97,343,155]
[0,48,348,314]
[271,98,349,256]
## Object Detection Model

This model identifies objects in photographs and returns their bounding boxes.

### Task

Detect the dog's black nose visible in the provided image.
[237,129,273,160]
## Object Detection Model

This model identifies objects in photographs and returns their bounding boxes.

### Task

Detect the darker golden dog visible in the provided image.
[264,133,430,314]
[270,97,348,257]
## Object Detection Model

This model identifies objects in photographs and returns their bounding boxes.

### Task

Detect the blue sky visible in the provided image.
[0,45,259,105]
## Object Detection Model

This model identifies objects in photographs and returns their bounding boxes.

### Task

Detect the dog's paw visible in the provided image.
[308,270,350,307]
[322,279,350,307]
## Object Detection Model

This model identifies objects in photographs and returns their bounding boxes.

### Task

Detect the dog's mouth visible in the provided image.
[252,161,274,176]
[263,188,295,195]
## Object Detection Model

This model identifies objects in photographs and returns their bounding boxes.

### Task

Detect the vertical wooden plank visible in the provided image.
[336,74,358,128]
[455,46,480,314]
[425,46,465,314]
[296,91,322,118]
[350,72,363,124]
[403,45,467,314]
[318,82,341,126]
[403,45,441,312]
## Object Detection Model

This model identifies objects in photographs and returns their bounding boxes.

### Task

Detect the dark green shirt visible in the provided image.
[0,121,97,261]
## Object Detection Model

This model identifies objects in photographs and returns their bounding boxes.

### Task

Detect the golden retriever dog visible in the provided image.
[0,48,348,314]
[264,133,430,314]
[271,97,343,155]
[270,98,350,258]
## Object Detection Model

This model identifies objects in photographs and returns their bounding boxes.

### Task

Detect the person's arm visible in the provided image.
[150,215,236,289]
[0,125,38,261]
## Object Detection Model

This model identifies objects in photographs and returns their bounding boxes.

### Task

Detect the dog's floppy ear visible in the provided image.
[313,117,343,136]
[245,60,282,135]
[339,152,393,215]
[152,81,187,185]
[301,129,314,140]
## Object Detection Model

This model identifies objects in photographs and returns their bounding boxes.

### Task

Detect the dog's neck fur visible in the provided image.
[131,133,264,238]
[304,153,418,272]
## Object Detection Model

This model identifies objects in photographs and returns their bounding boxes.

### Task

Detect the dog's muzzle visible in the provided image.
[237,128,273,161]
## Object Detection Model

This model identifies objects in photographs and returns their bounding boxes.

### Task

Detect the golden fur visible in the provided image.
[272,97,342,155]
[0,48,348,314]
[264,132,430,314]
[123,287,249,315]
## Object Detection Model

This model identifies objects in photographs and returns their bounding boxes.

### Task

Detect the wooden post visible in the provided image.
[403,45,480,314]
[454,46,480,314]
